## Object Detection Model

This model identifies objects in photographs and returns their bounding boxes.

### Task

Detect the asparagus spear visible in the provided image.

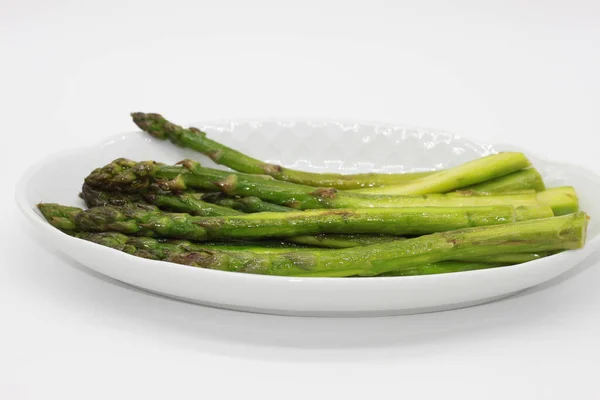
[38,203,553,241]
[71,232,507,275]
[82,185,406,248]
[131,112,435,189]
[203,243,553,262]
[286,233,403,248]
[75,213,587,276]
[350,153,531,195]
[200,192,295,213]
[443,186,580,216]
[73,232,551,265]
[83,183,242,217]
[460,168,545,193]
[132,112,542,195]
[537,187,580,217]
[80,184,146,206]
[164,239,556,263]
[84,182,296,215]
[80,186,573,250]
[83,182,257,216]
[74,189,561,256]
[84,159,578,213]
[71,232,315,256]
[145,192,240,217]
[35,202,163,233]
[70,211,583,277]
[381,252,556,276]
[361,169,545,196]
[375,250,557,276]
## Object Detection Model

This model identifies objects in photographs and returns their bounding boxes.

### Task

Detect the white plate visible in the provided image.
[15,120,600,316]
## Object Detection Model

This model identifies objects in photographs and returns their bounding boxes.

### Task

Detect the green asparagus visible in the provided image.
[82,186,408,248]
[286,233,402,248]
[71,232,313,256]
[350,153,531,195]
[70,232,514,276]
[84,182,296,215]
[202,243,553,263]
[460,168,545,193]
[84,159,578,213]
[72,232,551,265]
[38,203,553,241]
[91,213,588,276]
[200,192,295,213]
[537,187,580,217]
[69,210,585,277]
[82,186,573,250]
[134,112,546,194]
[34,111,591,280]
[80,184,146,206]
[131,112,436,189]
[83,183,241,217]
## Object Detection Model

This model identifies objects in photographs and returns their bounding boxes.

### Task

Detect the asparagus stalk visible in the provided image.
[204,243,554,262]
[205,244,555,263]
[132,113,545,194]
[38,203,553,241]
[82,185,407,248]
[350,153,531,195]
[83,184,245,217]
[71,205,557,257]
[84,182,296,215]
[200,192,295,213]
[131,112,435,189]
[360,169,545,196]
[375,250,556,276]
[286,234,403,248]
[72,232,506,275]
[84,159,577,213]
[71,232,316,256]
[444,186,579,215]
[80,184,146,206]
[79,186,574,250]
[69,212,587,277]
[537,187,579,217]
[82,184,239,217]
[460,168,545,193]
[76,213,587,276]
[291,213,588,277]
[83,182,256,216]
[143,192,239,217]
[72,232,552,266]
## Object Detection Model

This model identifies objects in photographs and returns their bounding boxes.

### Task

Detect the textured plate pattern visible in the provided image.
[197,121,496,173]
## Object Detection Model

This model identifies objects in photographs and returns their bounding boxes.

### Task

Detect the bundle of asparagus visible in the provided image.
[37,113,589,277]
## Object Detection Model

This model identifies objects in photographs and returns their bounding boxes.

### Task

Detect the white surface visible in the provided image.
[2,0,600,398]
[17,124,600,316]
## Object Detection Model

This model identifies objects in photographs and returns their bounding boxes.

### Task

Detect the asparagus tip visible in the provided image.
[37,203,82,231]
[131,112,168,139]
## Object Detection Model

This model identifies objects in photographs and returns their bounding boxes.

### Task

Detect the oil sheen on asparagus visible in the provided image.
[35,110,589,278]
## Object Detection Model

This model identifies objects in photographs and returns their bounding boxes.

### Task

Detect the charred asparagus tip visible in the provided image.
[131,112,169,139]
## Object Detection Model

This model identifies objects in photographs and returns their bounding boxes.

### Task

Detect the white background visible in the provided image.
[2,1,600,399]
